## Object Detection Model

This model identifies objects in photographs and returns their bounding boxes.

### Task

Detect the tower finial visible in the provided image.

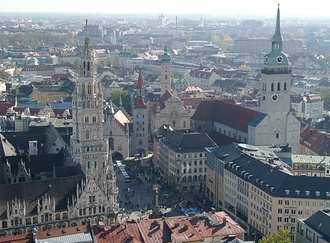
[85,19,88,33]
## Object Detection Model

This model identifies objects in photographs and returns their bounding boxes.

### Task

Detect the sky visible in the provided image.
[0,0,328,18]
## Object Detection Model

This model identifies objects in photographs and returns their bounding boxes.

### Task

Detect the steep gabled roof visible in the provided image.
[191,99,261,132]
[0,175,84,219]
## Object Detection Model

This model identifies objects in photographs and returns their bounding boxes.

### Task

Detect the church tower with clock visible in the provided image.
[132,69,149,156]
[251,5,300,153]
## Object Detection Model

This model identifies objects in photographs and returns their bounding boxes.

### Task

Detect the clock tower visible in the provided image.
[132,69,149,156]
[260,4,291,114]
[253,4,300,153]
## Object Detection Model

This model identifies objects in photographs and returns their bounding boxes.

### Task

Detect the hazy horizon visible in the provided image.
[0,0,328,19]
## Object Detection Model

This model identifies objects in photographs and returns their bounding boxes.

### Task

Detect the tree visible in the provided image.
[108,90,132,114]
[317,88,330,110]
[258,227,291,243]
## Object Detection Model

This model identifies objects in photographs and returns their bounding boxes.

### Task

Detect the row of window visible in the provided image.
[84,115,97,123]
[182,167,206,174]
[261,82,287,91]
[278,199,329,207]
[183,160,205,166]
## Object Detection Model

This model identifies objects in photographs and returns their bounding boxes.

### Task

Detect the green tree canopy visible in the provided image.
[107,89,131,114]
[258,227,291,243]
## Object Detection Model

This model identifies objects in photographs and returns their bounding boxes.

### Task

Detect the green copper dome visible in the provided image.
[161,46,171,62]
[263,4,290,71]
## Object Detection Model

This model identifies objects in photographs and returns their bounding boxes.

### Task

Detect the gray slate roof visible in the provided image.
[303,209,330,241]
[0,174,84,219]
[160,128,217,153]
[212,143,330,199]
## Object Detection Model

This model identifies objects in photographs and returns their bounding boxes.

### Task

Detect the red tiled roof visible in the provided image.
[93,211,246,243]
[0,234,33,243]
[137,218,171,243]
[191,99,260,132]
[95,223,142,243]
[150,89,173,115]
[301,127,330,156]
[136,70,144,89]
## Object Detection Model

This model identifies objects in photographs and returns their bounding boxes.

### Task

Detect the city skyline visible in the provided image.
[0,0,329,19]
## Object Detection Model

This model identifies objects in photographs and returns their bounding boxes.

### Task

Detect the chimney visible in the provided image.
[210,207,216,214]
[223,217,227,226]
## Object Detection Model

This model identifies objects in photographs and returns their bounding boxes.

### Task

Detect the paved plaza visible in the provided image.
[116,169,201,223]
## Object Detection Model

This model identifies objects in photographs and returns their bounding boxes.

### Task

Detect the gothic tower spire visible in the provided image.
[80,19,93,77]
[271,3,283,52]
[132,68,148,156]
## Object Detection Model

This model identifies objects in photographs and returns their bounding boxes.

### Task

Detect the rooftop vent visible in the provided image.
[305,191,310,196]
[285,190,290,196]
[295,190,300,196]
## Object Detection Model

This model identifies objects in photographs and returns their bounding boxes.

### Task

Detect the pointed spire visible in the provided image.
[137,68,144,89]
[80,19,93,77]
[271,3,283,51]
[109,100,114,115]
[134,68,147,108]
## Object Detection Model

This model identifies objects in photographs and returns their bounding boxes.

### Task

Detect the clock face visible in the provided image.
[276,56,283,64]
[261,94,267,103]
[264,56,269,64]
[271,93,279,102]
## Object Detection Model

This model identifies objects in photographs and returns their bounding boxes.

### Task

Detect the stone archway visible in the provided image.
[112,152,123,161]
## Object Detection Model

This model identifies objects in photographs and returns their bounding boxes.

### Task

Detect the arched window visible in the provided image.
[87,61,90,71]
[85,115,89,123]
[82,83,85,95]
[92,116,97,123]
[83,101,86,109]
[109,137,114,150]
[94,161,97,169]
[165,74,167,80]
[198,175,203,181]
[88,83,92,94]
[276,132,279,139]
[182,176,187,182]
[193,175,197,181]
[86,130,90,140]
[172,120,176,127]
[188,176,192,181]
[87,101,90,109]
[183,121,186,128]
[271,83,274,91]
[277,82,280,91]
[284,83,287,90]
[88,161,90,169]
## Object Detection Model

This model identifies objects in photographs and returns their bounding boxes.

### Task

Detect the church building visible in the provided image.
[191,6,301,153]
[150,47,192,132]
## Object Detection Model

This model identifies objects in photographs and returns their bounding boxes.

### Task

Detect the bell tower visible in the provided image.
[260,4,291,115]
[256,5,300,153]
[131,69,149,156]
[160,46,171,96]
